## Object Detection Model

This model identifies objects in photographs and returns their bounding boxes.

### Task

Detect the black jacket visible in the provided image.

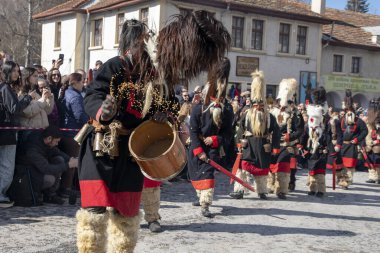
[0,82,31,145]
[16,132,70,190]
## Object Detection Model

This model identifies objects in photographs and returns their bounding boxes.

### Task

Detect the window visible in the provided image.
[93,19,103,47]
[351,57,361,73]
[140,8,149,25]
[232,17,244,48]
[54,22,61,48]
[333,55,343,72]
[279,23,291,53]
[179,8,193,16]
[296,26,307,55]
[115,13,125,44]
[251,19,264,50]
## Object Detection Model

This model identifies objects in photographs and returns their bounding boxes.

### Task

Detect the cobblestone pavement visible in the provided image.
[1,170,380,253]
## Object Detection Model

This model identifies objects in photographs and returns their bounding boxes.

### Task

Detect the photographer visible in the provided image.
[19,70,54,137]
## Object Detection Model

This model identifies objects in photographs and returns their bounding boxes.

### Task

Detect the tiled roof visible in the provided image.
[33,0,91,20]
[228,0,323,18]
[34,0,331,23]
[323,8,380,50]
[87,0,125,12]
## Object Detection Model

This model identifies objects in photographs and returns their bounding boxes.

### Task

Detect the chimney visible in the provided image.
[311,0,326,15]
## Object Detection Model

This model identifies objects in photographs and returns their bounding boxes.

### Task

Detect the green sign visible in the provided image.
[322,75,380,93]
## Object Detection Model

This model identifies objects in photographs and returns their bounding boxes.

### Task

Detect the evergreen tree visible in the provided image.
[346,0,370,13]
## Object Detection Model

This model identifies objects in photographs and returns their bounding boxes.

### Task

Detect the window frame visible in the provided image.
[92,18,103,47]
[115,13,125,45]
[232,16,245,48]
[296,25,307,55]
[54,22,61,49]
[333,54,344,73]
[351,56,361,74]
[140,7,149,25]
[279,23,291,53]
[251,19,264,50]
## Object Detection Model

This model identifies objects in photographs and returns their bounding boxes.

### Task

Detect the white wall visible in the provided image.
[321,45,380,79]
[164,1,321,94]
[41,16,77,75]
[88,3,161,70]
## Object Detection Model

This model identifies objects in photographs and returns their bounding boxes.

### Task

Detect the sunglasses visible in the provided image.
[52,73,60,77]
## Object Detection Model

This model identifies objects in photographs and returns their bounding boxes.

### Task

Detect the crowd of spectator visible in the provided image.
[0,54,102,208]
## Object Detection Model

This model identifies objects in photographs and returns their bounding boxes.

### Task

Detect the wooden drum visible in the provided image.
[128,120,187,181]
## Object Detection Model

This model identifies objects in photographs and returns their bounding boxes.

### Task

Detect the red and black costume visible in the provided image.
[188,102,233,190]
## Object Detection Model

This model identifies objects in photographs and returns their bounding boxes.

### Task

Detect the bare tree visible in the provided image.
[346,0,370,13]
[0,0,66,66]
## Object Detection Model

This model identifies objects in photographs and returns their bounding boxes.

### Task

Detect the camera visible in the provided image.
[58,54,64,62]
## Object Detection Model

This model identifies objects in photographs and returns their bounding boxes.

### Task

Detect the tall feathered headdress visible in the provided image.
[311,86,328,114]
[343,89,353,111]
[156,10,231,91]
[250,70,265,105]
[276,78,298,107]
[367,97,380,128]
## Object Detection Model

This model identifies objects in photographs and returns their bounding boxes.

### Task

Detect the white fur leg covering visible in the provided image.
[233,169,251,193]
[107,211,142,253]
[141,187,161,223]
[199,188,214,207]
[76,208,109,253]
[254,175,268,194]
[196,189,201,199]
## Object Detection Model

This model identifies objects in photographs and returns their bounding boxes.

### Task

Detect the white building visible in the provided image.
[34,0,332,99]
[321,8,380,109]
[35,0,380,108]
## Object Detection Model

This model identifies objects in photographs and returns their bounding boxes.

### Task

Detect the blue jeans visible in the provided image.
[0,145,16,201]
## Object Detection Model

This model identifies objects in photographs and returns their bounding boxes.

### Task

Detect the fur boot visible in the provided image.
[76,208,109,253]
[254,175,268,195]
[233,169,251,193]
[199,188,214,207]
[267,172,275,194]
[141,187,161,223]
[275,172,290,195]
[107,211,141,253]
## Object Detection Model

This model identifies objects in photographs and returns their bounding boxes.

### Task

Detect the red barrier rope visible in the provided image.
[0,126,80,132]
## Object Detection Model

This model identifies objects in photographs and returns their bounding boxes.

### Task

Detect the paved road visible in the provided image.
[1,170,380,253]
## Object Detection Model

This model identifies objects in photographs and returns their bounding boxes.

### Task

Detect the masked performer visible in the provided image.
[268,79,303,199]
[339,93,368,189]
[300,88,328,197]
[325,110,344,185]
[77,10,230,252]
[229,71,280,200]
[188,57,233,218]
[365,98,380,184]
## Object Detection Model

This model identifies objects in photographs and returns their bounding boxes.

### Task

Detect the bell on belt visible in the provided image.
[93,131,104,157]
[74,122,92,145]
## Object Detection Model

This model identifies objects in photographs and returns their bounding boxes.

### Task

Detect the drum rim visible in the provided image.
[128,120,177,161]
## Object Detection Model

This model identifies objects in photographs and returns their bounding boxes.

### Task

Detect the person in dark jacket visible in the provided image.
[0,61,31,208]
[16,125,78,204]
[59,72,88,197]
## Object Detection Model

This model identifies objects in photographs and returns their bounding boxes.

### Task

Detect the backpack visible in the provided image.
[7,167,39,207]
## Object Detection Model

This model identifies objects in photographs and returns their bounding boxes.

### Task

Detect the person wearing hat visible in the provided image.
[229,71,280,200]
[268,78,304,199]
[364,98,380,184]
[339,91,368,189]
